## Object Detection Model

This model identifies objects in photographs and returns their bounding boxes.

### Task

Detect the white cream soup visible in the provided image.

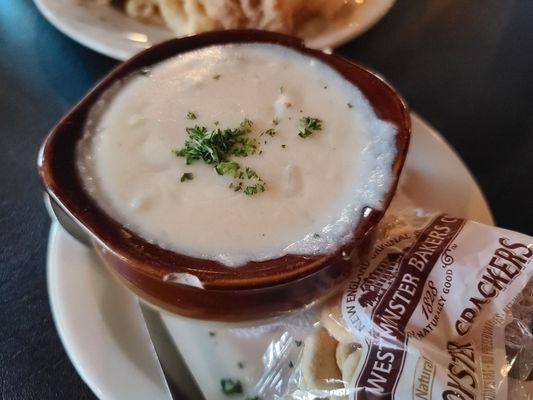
[78,43,396,266]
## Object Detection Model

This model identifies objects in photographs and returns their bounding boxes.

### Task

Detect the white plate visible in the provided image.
[48,114,495,399]
[33,0,395,60]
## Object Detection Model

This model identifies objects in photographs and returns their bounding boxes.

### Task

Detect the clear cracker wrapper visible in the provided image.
[222,209,532,400]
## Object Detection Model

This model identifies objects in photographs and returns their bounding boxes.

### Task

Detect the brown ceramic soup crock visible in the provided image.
[38,30,410,322]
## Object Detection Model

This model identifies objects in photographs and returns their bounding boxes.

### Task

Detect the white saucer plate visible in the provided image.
[48,114,494,399]
[33,0,396,60]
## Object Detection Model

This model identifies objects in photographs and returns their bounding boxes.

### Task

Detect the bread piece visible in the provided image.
[124,0,160,22]
[101,0,349,34]
[299,0,346,20]
[199,0,304,32]
[261,0,305,32]
[301,326,343,391]
[201,0,246,29]
[156,0,218,35]
[335,342,359,371]
[341,347,363,388]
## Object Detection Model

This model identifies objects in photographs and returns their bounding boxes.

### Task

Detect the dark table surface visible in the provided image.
[1,1,532,399]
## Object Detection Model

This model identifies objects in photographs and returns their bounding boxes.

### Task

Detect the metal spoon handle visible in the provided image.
[44,194,206,400]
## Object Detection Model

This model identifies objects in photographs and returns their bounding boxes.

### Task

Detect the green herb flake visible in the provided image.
[240,118,253,132]
[297,116,323,138]
[173,119,266,196]
[272,118,280,126]
[180,172,193,182]
[221,379,243,395]
[279,85,284,94]
[295,340,302,347]
[261,128,276,137]
[229,181,243,192]
[237,361,245,369]
[213,74,221,80]
[231,137,258,157]
[244,180,266,196]
[209,331,216,337]
[313,233,320,238]
[186,111,197,120]
[234,167,266,196]
[289,360,294,368]
[174,122,251,165]
[245,167,258,179]
[215,161,240,177]
[347,103,353,108]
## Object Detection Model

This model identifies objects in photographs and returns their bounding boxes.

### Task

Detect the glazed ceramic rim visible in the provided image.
[38,30,410,290]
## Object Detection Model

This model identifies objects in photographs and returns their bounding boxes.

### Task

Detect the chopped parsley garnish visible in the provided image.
[173,119,265,195]
[243,178,266,196]
[180,172,193,182]
[209,331,216,337]
[347,103,353,108]
[272,118,280,126]
[237,361,245,369]
[173,120,255,166]
[213,74,221,80]
[245,167,258,179]
[297,116,323,138]
[186,111,197,120]
[313,233,320,238]
[229,181,243,192]
[217,162,265,196]
[295,340,302,347]
[221,379,243,395]
[240,118,253,131]
[279,86,284,94]
[261,128,277,137]
[230,119,258,157]
[244,184,257,194]
[232,136,258,157]
[215,161,240,177]
[289,360,294,368]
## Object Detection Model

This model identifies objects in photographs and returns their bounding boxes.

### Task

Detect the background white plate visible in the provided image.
[33,0,396,60]
[48,114,495,399]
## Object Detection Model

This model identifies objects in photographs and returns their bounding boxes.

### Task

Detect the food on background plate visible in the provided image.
[77,42,397,266]
[89,0,350,35]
